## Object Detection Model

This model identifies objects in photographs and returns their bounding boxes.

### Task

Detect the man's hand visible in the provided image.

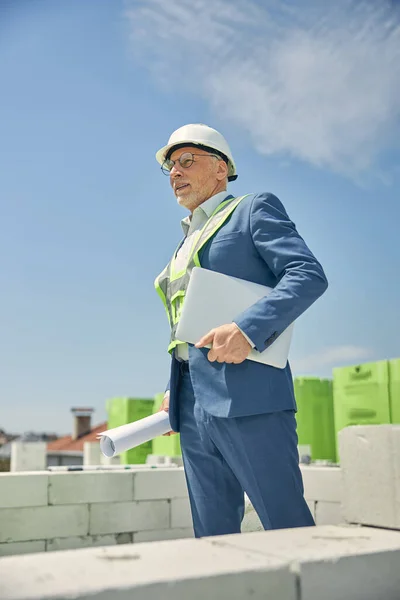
[157,391,177,436]
[195,323,251,364]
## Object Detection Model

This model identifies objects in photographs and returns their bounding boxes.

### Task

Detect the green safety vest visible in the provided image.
[154,195,250,353]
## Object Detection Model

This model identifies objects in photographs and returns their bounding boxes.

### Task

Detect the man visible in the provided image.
[154,123,328,538]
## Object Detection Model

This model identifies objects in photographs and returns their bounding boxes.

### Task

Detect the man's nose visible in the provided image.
[170,164,182,180]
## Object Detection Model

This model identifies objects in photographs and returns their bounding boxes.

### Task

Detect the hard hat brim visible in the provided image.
[156,140,237,181]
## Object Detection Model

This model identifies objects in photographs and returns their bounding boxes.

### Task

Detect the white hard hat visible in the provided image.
[156,123,238,181]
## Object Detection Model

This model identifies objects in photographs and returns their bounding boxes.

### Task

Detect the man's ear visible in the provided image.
[216,159,229,181]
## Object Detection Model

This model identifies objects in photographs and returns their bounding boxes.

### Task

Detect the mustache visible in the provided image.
[173,182,190,191]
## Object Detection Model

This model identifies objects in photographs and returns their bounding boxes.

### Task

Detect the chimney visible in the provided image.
[71,408,94,440]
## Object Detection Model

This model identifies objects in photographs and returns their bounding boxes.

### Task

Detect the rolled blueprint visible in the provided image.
[98,411,172,458]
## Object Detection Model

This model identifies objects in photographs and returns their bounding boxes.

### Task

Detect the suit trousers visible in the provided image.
[178,363,315,537]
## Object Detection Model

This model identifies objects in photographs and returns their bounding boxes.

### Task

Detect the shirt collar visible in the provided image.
[180,191,231,235]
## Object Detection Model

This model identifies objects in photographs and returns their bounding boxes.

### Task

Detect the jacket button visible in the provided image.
[264,332,278,346]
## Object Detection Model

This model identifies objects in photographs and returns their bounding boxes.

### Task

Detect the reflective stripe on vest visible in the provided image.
[154,195,250,353]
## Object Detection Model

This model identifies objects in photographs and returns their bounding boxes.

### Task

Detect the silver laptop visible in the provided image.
[175,267,294,369]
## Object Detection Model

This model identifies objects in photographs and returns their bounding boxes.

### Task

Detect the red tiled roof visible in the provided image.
[47,422,107,453]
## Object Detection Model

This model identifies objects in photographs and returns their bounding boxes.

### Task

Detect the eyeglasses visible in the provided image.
[161,152,220,175]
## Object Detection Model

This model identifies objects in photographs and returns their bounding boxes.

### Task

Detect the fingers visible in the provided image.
[207,348,217,362]
[160,393,175,434]
[159,395,169,413]
[208,352,231,363]
[207,348,230,363]
[195,329,215,348]
[197,325,249,363]
[207,352,246,364]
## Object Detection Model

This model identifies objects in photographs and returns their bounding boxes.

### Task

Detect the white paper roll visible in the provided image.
[98,411,172,458]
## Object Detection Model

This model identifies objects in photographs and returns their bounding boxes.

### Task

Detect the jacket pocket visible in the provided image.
[211,231,242,243]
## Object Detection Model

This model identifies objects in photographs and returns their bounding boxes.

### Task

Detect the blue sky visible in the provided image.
[1,0,399,434]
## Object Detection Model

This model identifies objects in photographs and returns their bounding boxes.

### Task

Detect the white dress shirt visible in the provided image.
[174,191,254,361]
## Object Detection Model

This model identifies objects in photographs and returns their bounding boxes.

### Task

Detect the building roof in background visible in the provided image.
[47,423,107,453]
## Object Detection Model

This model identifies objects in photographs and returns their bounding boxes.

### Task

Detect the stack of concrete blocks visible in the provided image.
[0,468,194,557]
[2,425,400,598]
[0,464,346,557]
[300,465,343,525]
[10,440,119,471]
[1,525,400,599]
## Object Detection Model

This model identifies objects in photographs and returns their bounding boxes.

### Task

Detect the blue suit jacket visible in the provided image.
[166,192,328,432]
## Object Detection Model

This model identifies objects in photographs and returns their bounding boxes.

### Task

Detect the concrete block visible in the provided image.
[46,534,132,552]
[133,528,194,543]
[0,505,89,543]
[339,425,400,529]
[315,502,342,525]
[100,453,121,466]
[89,500,170,535]
[48,471,134,505]
[300,550,400,600]
[0,541,46,557]
[211,525,400,600]
[133,467,188,500]
[46,535,107,552]
[301,465,343,502]
[0,473,48,508]
[83,442,102,466]
[0,537,296,600]
[115,532,133,545]
[170,497,192,528]
[10,442,46,472]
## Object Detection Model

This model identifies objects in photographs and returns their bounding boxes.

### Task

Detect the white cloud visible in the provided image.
[126,0,400,177]
[290,345,374,375]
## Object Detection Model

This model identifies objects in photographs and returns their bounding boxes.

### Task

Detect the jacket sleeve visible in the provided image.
[233,192,328,353]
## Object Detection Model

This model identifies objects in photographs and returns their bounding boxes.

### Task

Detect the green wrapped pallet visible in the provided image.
[294,377,336,462]
[106,397,154,464]
[152,393,182,457]
[333,360,391,462]
[389,358,400,424]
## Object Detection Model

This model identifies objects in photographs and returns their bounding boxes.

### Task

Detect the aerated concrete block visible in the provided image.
[100,454,121,466]
[0,473,48,508]
[48,471,134,505]
[133,467,188,501]
[46,534,131,552]
[10,442,46,472]
[0,537,296,600]
[83,442,102,466]
[0,541,46,557]
[339,425,400,529]
[0,505,89,543]
[170,497,193,529]
[300,465,343,502]
[133,528,194,543]
[210,525,400,600]
[315,502,342,525]
[89,500,170,535]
